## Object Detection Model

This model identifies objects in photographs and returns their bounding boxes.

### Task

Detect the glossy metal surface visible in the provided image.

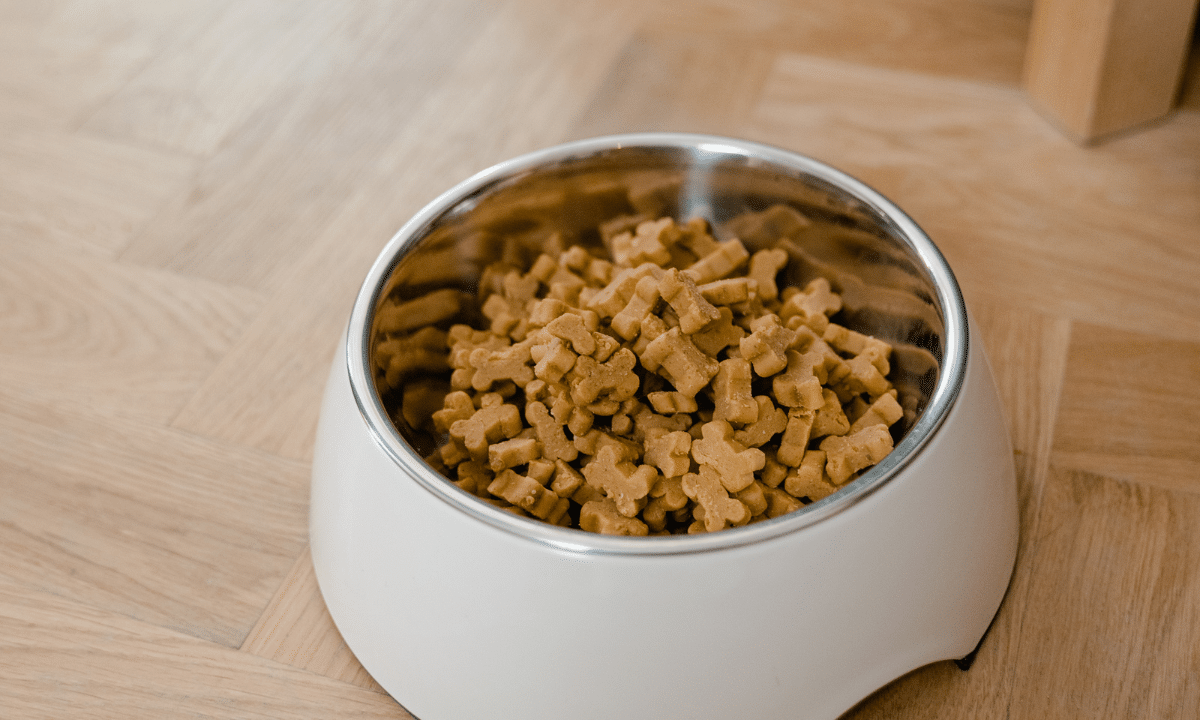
[345,133,967,554]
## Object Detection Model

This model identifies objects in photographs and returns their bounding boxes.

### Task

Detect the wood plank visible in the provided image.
[169,0,642,458]
[0,578,408,719]
[1007,467,1200,717]
[241,546,383,692]
[81,0,356,157]
[570,28,775,137]
[0,388,309,647]
[1052,322,1200,493]
[1023,0,1200,141]
[114,0,495,291]
[844,301,1071,718]
[642,0,1032,86]
[0,0,232,128]
[744,54,1200,342]
[0,244,263,424]
[0,126,196,257]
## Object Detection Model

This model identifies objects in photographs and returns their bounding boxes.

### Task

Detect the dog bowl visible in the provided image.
[310,133,1018,720]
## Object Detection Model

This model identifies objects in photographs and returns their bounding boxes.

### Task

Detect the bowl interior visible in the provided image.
[351,135,963,548]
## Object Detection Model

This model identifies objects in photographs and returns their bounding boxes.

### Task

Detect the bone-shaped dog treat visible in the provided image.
[525,400,578,462]
[683,238,750,285]
[450,393,524,461]
[643,474,691,532]
[468,342,535,391]
[488,469,568,522]
[640,328,719,398]
[772,349,827,411]
[740,313,799,377]
[631,407,691,444]
[582,445,659,518]
[643,428,693,479]
[432,390,476,434]
[776,408,815,467]
[530,336,577,384]
[760,451,788,488]
[542,313,597,355]
[784,450,835,501]
[488,436,542,472]
[590,332,620,362]
[584,256,614,287]
[811,388,851,438]
[712,358,759,425]
[631,314,669,357]
[690,420,766,493]
[439,438,471,469]
[610,275,662,340]
[574,429,641,463]
[646,391,699,415]
[676,216,721,258]
[823,323,891,375]
[658,268,721,334]
[549,459,585,497]
[747,248,789,302]
[455,460,493,497]
[580,498,650,536]
[571,347,641,406]
[848,390,904,433]
[528,298,598,330]
[733,396,789,448]
[843,353,892,399]
[568,405,594,436]
[820,424,894,485]
[526,458,556,485]
[735,480,769,518]
[496,266,541,314]
[611,217,677,267]
[779,277,842,333]
[762,484,805,518]
[559,245,592,272]
[528,253,588,303]
[682,464,750,532]
[699,278,757,306]
[690,306,745,357]
[587,263,662,319]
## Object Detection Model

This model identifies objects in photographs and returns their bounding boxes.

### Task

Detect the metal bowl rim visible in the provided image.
[343,132,968,557]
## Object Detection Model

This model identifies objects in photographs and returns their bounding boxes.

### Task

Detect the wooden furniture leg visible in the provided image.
[1023,0,1199,142]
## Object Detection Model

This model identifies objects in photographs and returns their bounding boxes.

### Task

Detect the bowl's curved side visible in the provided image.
[309,314,1018,720]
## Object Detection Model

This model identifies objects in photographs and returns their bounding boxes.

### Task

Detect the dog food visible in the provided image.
[375,210,904,535]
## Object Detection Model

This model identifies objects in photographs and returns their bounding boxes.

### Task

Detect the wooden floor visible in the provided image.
[3,0,1199,717]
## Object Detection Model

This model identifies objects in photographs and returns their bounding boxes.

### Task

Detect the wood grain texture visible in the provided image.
[2,0,1199,717]
[0,388,309,647]
[642,0,1033,86]
[0,244,263,423]
[0,578,409,719]
[1008,467,1200,717]
[116,0,498,291]
[1052,322,1200,493]
[241,546,383,692]
[0,0,231,129]
[0,126,196,257]
[82,0,355,157]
